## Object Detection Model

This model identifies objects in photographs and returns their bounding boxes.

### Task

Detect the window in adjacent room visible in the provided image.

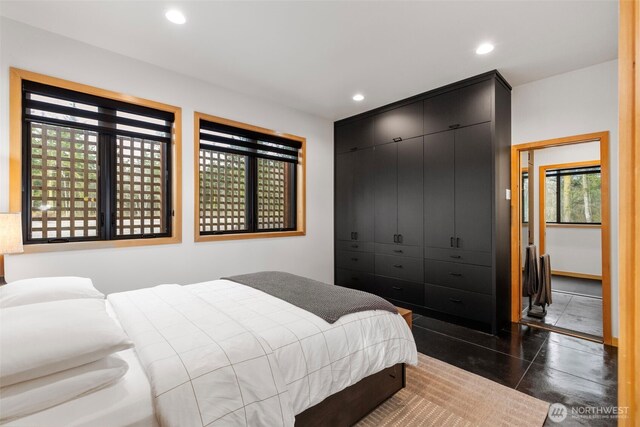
[544,165,601,224]
[521,171,529,224]
[17,75,180,246]
[195,113,305,241]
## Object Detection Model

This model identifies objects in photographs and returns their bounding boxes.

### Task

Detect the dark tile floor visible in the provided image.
[522,290,603,337]
[411,315,618,426]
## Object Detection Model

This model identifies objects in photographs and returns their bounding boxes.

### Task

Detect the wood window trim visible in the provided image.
[509,132,612,346]
[9,68,183,253]
[193,112,306,243]
[538,160,602,255]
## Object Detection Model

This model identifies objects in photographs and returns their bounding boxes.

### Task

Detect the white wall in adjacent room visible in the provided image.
[512,59,618,336]
[0,18,335,293]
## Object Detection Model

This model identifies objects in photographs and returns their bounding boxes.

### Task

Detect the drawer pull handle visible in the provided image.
[351,244,359,248]
[393,264,403,268]
[450,255,461,259]
[449,298,462,303]
[392,286,403,291]
[393,249,404,253]
[393,137,403,142]
[449,124,460,129]
[351,258,359,261]
[449,272,463,277]
[350,147,358,151]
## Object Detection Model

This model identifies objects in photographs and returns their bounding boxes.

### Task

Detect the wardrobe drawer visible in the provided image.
[376,276,425,306]
[375,254,424,282]
[375,243,423,258]
[336,251,374,273]
[424,247,491,266]
[424,259,492,295]
[337,240,374,253]
[424,284,492,323]
[336,269,376,294]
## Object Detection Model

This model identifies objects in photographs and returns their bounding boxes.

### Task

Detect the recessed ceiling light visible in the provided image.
[475,43,494,55]
[165,9,186,25]
[352,94,365,102]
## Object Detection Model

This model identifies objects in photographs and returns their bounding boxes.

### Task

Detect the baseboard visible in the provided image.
[551,270,602,281]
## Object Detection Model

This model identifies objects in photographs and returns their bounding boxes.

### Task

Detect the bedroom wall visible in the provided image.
[0,18,335,293]
[512,59,619,336]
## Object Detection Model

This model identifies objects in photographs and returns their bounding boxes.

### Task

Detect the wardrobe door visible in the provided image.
[423,90,458,134]
[374,102,423,145]
[457,80,493,128]
[424,131,455,250]
[397,137,423,246]
[335,117,374,154]
[374,143,398,244]
[335,151,354,241]
[353,148,375,242]
[454,123,492,253]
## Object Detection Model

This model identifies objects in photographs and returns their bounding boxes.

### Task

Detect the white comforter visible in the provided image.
[108,279,417,427]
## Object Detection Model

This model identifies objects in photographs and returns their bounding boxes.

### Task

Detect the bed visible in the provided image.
[2,275,417,427]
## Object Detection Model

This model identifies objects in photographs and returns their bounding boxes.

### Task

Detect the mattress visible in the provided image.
[3,303,156,427]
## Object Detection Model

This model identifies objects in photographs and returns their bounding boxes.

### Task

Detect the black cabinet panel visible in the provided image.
[374,142,398,244]
[375,243,423,258]
[423,89,458,135]
[424,259,492,295]
[375,254,423,283]
[424,283,492,323]
[457,80,493,128]
[377,276,425,306]
[397,137,423,246]
[374,102,423,145]
[336,269,376,294]
[336,250,374,273]
[424,131,455,250]
[454,123,492,253]
[336,240,374,253]
[336,148,375,242]
[335,117,374,154]
[425,247,491,267]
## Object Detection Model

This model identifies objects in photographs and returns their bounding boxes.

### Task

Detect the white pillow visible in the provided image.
[0,299,133,386]
[0,354,129,423]
[0,277,104,308]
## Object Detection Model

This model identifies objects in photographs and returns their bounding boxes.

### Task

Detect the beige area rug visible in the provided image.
[358,353,550,427]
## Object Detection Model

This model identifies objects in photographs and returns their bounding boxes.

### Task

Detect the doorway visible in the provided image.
[510,132,612,345]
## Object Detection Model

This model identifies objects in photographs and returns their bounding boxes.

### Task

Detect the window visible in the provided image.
[195,113,305,240]
[544,165,601,224]
[521,171,529,223]
[20,78,178,245]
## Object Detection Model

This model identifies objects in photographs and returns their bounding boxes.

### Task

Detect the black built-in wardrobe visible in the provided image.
[334,71,511,334]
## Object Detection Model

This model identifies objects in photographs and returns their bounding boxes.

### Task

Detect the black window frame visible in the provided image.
[544,165,602,225]
[198,118,300,236]
[21,80,175,245]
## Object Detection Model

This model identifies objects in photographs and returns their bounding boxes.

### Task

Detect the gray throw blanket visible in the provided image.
[224,271,398,323]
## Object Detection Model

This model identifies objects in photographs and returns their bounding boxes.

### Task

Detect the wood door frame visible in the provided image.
[618,0,638,423]
[509,132,612,345]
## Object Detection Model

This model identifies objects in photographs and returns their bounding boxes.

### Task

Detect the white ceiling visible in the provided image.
[0,1,618,120]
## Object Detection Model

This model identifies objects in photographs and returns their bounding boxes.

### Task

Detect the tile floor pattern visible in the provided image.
[411,315,618,426]
[522,290,603,337]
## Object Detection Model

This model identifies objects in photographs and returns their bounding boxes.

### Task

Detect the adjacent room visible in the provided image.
[0,1,638,426]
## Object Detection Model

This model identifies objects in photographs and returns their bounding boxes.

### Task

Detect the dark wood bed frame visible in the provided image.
[295,363,405,426]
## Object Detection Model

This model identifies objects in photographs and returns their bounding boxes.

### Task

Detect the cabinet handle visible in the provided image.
[449,298,462,303]
[456,237,461,248]
[450,255,461,259]
[354,232,358,240]
[392,286,403,291]
[398,234,403,243]
[393,137,403,142]
[449,272,463,277]
[350,147,358,151]
[450,237,455,248]
[393,234,398,243]
[393,264,403,268]
[351,258,359,261]
[351,244,359,248]
[393,249,404,253]
[448,124,460,129]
